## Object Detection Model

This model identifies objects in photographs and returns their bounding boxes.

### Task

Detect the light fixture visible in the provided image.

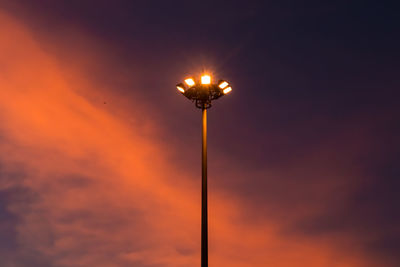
[185,78,195,87]
[176,83,185,93]
[177,75,232,108]
[176,73,232,267]
[201,75,211,85]
[218,81,229,89]
[223,87,232,94]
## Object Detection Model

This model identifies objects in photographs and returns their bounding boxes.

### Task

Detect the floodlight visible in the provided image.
[201,75,211,85]
[176,83,185,93]
[223,87,232,94]
[218,81,229,89]
[185,78,195,87]
[177,75,231,108]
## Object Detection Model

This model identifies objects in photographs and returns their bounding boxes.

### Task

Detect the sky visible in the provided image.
[0,1,399,266]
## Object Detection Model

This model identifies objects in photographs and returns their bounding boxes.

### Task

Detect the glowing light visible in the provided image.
[185,78,195,87]
[223,87,232,94]
[218,81,229,89]
[201,75,211,85]
[177,86,185,93]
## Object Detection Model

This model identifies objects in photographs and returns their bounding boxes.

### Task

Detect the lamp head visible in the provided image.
[184,78,195,87]
[176,83,185,93]
[176,74,232,109]
[201,75,211,85]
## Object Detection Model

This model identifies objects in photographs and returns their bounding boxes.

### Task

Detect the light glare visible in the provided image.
[223,87,232,94]
[201,75,211,85]
[218,81,229,89]
[185,78,195,86]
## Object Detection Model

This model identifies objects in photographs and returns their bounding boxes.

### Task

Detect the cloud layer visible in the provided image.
[0,9,398,267]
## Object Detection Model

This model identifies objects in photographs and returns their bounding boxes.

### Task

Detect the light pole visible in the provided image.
[176,75,232,267]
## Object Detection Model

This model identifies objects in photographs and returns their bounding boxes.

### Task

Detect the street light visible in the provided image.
[176,74,232,267]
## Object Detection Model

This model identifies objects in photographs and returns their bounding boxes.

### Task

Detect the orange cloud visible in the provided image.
[0,10,381,267]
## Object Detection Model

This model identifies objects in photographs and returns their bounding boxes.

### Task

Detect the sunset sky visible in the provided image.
[0,1,399,266]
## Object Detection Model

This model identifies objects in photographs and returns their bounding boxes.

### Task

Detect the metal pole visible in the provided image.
[201,107,208,267]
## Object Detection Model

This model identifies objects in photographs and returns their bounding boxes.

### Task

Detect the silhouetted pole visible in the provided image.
[176,75,232,267]
[201,107,208,267]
